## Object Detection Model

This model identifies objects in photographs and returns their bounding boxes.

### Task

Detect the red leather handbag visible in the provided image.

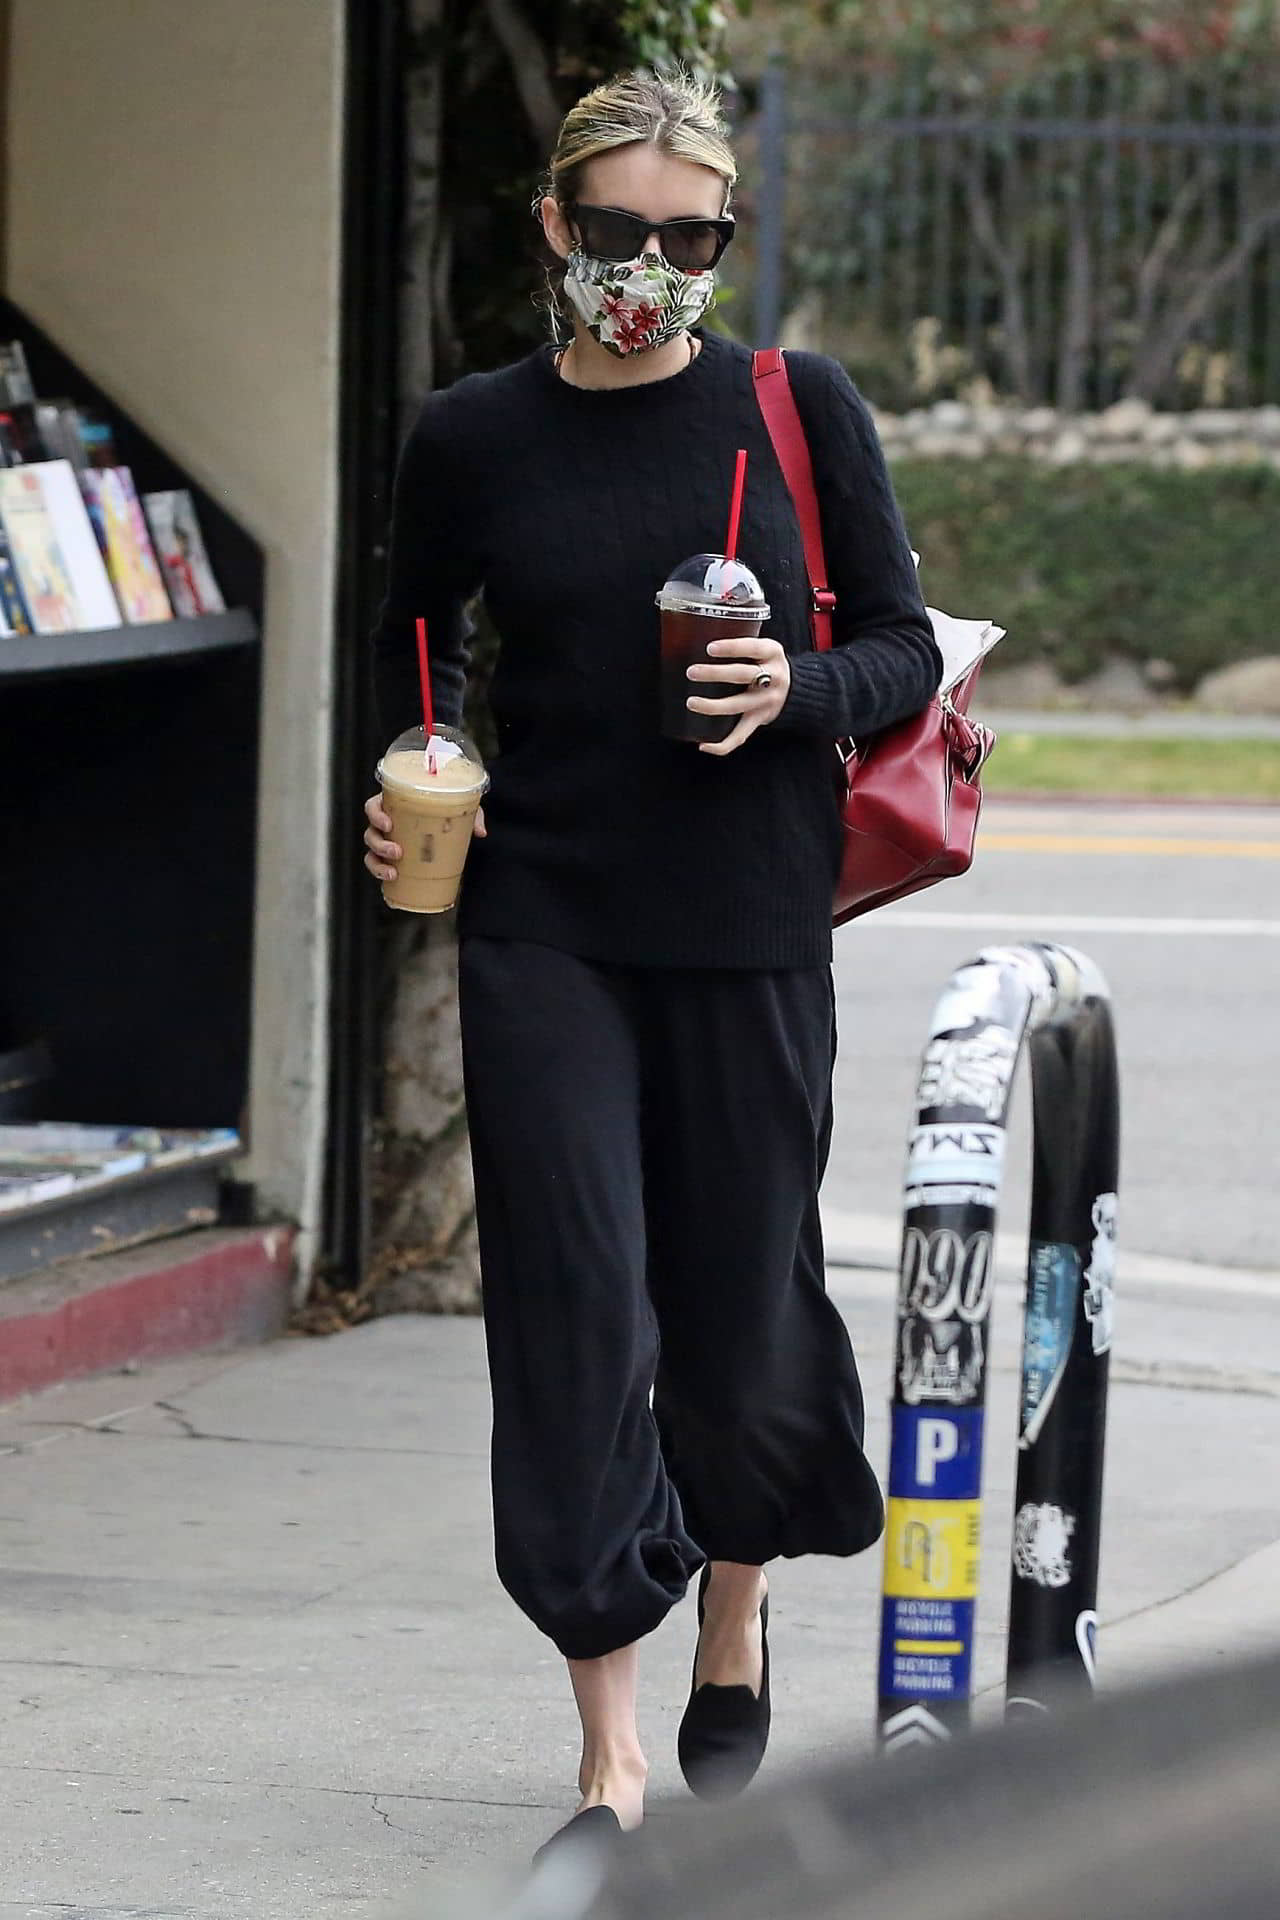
[752,348,996,926]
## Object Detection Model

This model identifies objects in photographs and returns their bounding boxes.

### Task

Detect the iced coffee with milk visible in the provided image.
[376,723,489,913]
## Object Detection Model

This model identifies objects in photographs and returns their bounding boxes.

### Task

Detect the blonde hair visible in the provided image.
[535,67,738,332]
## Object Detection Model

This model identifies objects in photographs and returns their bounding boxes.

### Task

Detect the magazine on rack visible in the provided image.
[0,1167,77,1212]
[0,340,35,406]
[25,461,121,629]
[0,1123,240,1214]
[0,464,83,631]
[81,468,172,623]
[143,489,226,616]
[0,524,33,633]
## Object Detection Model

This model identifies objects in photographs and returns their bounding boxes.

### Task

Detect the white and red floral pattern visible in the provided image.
[562,249,717,357]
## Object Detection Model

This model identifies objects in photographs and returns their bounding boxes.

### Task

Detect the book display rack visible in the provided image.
[0,299,265,1275]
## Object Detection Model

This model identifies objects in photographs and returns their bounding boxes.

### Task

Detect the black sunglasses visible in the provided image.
[566,202,736,273]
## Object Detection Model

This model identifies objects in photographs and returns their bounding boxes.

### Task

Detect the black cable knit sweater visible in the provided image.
[370,327,941,968]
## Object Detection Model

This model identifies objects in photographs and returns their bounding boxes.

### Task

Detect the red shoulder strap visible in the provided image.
[752,347,836,652]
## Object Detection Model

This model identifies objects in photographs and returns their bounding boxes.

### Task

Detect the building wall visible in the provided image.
[3,0,346,1283]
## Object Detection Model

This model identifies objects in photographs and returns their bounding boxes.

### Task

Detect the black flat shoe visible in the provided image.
[531,1803,623,1871]
[678,1563,771,1800]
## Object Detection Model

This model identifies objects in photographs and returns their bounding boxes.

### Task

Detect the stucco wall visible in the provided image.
[4,0,346,1282]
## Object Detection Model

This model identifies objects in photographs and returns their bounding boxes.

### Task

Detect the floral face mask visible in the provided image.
[561,248,717,357]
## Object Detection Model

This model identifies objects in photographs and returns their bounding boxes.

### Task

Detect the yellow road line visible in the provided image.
[980,832,1280,858]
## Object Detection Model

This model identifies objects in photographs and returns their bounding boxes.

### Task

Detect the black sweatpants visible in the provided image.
[458,936,885,1662]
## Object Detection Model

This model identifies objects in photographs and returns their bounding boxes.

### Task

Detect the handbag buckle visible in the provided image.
[941,693,996,779]
[813,587,838,614]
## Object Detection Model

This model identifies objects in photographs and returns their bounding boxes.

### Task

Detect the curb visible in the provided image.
[983,788,1276,809]
[1102,1538,1280,1688]
[821,1205,1280,1297]
[0,1225,296,1405]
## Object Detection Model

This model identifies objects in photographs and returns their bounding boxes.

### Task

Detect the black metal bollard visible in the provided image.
[877,943,1119,1748]
[1007,982,1119,1715]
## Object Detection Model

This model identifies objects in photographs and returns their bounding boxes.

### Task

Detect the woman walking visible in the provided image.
[364,67,940,1861]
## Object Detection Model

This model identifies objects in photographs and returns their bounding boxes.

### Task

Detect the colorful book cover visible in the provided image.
[78,468,109,561]
[35,460,122,630]
[75,407,120,471]
[0,465,81,632]
[83,468,172,623]
[143,489,226,617]
[0,524,33,633]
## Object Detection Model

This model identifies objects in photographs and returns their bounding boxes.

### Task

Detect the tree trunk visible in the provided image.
[368,0,480,1317]
[367,0,732,1317]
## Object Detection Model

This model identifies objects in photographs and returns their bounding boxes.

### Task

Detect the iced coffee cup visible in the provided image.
[376,723,489,913]
[656,554,771,745]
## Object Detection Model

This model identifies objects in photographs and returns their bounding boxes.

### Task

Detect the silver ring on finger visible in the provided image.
[752,669,774,690]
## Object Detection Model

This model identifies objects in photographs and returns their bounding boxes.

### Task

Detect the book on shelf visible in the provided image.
[0,403,49,466]
[35,399,90,469]
[0,340,35,406]
[0,338,228,632]
[0,1123,239,1212]
[0,460,122,632]
[0,464,84,632]
[76,406,120,471]
[0,1167,77,1212]
[80,467,173,623]
[0,524,33,634]
[0,1121,240,1161]
[0,1147,149,1179]
[143,489,226,616]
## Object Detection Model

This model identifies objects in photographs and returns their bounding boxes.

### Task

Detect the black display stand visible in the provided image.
[0,299,265,1246]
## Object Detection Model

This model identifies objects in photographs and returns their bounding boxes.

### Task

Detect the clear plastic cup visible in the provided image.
[656,553,771,744]
[376,723,489,914]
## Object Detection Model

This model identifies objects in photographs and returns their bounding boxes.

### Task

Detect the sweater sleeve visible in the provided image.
[369,389,483,744]
[768,352,941,740]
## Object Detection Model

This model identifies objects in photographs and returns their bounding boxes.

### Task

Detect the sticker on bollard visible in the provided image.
[883,1499,981,1598]
[888,1408,984,1499]
[877,943,1119,1748]
[879,1595,976,1700]
[1020,1241,1080,1443]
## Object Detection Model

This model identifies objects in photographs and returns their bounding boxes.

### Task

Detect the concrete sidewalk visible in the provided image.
[4,1248,1280,1919]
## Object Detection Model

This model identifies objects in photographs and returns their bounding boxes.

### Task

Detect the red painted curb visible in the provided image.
[0,1226,296,1404]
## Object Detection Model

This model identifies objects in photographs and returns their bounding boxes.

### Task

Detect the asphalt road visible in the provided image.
[827,796,1280,1272]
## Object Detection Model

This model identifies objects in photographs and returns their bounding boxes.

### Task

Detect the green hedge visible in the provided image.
[890,458,1280,687]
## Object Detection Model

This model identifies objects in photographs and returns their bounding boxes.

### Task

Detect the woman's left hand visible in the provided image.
[686,635,792,757]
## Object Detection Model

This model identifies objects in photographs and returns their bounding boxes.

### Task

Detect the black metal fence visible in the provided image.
[739,55,1280,410]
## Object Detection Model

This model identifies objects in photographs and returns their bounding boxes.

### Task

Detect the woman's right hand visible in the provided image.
[363,793,486,883]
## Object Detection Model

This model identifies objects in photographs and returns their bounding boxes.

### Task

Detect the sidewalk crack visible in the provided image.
[154,1401,204,1439]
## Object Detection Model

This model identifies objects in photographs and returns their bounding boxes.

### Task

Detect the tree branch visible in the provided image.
[484,0,562,151]
[1135,153,1217,339]
[1056,180,1093,412]
[1129,196,1280,401]
[963,147,1034,402]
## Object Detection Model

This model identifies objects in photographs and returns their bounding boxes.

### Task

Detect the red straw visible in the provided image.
[724,448,748,565]
[416,617,437,772]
